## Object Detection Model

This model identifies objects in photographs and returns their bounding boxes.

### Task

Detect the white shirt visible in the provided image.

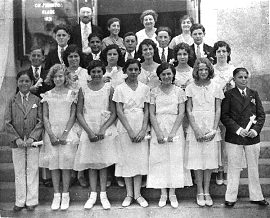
[124,50,136,61]
[57,45,68,63]
[158,46,168,61]
[238,87,246,96]
[80,21,92,54]
[92,51,101,60]
[31,65,41,78]
[19,91,30,104]
[195,43,204,57]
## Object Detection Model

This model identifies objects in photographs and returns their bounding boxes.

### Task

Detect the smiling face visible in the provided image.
[90,66,104,82]
[143,15,155,29]
[177,49,189,64]
[156,31,170,48]
[125,63,140,80]
[107,48,119,66]
[216,46,229,63]
[53,70,66,87]
[67,52,80,68]
[55,29,70,47]
[124,35,137,53]
[191,29,204,45]
[159,68,174,85]
[17,74,33,95]
[142,44,154,60]
[79,7,92,24]
[89,36,102,54]
[198,63,209,81]
[181,18,192,32]
[29,49,45,67]
[234,70,248,90]
[108,21,120,36]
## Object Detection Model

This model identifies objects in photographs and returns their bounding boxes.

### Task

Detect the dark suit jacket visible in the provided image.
[123,51,137,62]
[4,93,43,148]
[221,87,265,145]
[156,48,174,64]
[70,23,103,50]
[44,49,61,71]
[188,43,214,67]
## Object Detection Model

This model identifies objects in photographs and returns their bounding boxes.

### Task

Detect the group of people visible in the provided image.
[4,6,269,213]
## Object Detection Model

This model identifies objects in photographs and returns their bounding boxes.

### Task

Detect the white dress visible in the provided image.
[138,68,160,90]
[73,83,118,170]
[39,90,79,170]
[185,81,224,170]
[169,34,194,49]
[136,28,158,49]
[174,68,193,88]
[68,67,89,90]
[113,81,150,177]
[104,67,127,89]
[147,86,193,188]
[212,64,235,91]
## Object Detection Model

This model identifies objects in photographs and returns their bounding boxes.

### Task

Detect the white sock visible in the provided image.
[100,191,107,198]
[90,192,97,198]
[62,192,69,197]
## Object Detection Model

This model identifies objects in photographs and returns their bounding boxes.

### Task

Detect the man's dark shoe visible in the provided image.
[250,199,269,206]
[13,205,24,212]
[43,178,53,187]
[225,201,236,207]
[78,176,88,188]
[26,205,37,211]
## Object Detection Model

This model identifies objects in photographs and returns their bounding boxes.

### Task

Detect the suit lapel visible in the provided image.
[242,88,252,112]
[24,94,35,117]
[231,87,245,106]
[14,93,26,113]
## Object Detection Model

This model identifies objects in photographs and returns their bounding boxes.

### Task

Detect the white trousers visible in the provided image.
[225,142,264,202]
[12,147,39,207]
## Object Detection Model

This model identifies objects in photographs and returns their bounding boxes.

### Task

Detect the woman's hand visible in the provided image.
[156,132,165,144]
[88,132,99,142]
[25,138,34,147]
[96,127,106,141]
[134,129,146,143]
[194,128,204,142]
[16,138,26,148]
[127,130,136,142]
[167,132,176,142]
[49,134,59,146]
[58,132,68,145]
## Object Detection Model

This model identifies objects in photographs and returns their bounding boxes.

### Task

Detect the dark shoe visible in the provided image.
[78,176,88,188]
[225,201,236,208]
[70,176,78,186]
[43,179,53,187]
[250,199,269,206]
[26,205,37,211]
[13,205,24,212]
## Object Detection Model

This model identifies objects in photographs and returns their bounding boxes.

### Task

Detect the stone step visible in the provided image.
[1,178,270,203]
[264,114,270,127]
[260,127,270,141]
[0,198,270,218]
[263,101,270,114]
[241,159,270,178]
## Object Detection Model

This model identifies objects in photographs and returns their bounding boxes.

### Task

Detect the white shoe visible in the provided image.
[169,195,178,208]
[122,196,133,207]
[51,193,61,210]
[84,192,97,209]
[196,193,205,207]
[60,192,70,210]
[204,193,213,207]
[158,195,167,207]
[100,193,111,210]
[135,196,148,208]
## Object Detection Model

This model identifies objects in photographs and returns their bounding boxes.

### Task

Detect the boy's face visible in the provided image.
[89,36,102,54]
[124,35,137,53]
[29,49,44,67]
[191,29,204,45]
[17,74,33,94]
[55,29,70,47]
[156,31,170,48]
[234,70,248,90]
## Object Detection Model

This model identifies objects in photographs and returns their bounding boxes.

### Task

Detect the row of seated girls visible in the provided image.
[5,9,268,213]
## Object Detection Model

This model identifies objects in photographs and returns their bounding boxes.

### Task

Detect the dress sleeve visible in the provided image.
[177,87,187,103]
[214,84,225,100]
[112,85,123,103]
[40,91,50,103]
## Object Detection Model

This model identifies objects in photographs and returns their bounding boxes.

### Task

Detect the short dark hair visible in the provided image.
[63,44,83,67]
[156,26,172,37]
[156,62,176,83]
[190,23,205,34]
[233,67,249,77]
[173,42,191,60]
[30,45,45,56]
[88,32,103,42]
[192,58,214,81]
[100,44,124,67]
[137,39,160,63]
[16,70,35,82]
[123,32,137,41]
[87,60,106,75]
[107,17,121,28]
[122,59,141,73]
[213,41,231,64]
[53,24,71,35]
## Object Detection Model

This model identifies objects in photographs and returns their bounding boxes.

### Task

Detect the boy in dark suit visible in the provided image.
[188,23,214,67]
[123,32,137,62]
[155,27,174,64]
[221,67,269,207]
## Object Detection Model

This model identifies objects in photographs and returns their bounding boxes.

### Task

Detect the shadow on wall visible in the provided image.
[250,73,270,105]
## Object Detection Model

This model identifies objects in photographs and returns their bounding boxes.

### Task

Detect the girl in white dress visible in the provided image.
[113,59,150,208]
[40,64,78,210]
[185,58,224,207]
[174,42,193,90]
[137,39,160,89]
[169,15,194,49]
[73,60,118,210]
[212,41,235,185]
[148,63,193,208]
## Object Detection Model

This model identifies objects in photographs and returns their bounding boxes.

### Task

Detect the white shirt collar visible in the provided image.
[80,21,92,29]
[19,91,30,102]
[237,87,247,95]
[195,43,204,55]
[158,46,168,59]
[92,51,101,60]
[125,50,135,60]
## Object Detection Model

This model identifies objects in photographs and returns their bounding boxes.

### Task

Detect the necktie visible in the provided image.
[22,95,28,110]
[196,45,201,58]
[60,48,65,64]
[161,48,166,62]
[83,24,88,40]
[241,90,246,98]
[127,52,133,60]
[34,67,39,80]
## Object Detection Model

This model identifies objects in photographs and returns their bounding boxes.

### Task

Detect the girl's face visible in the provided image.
[90,67,104,81]
[177,49,189,64]
[198,63,209,81]
[234,70,248,90]
[216,46,229,63]
[108,21,120,36]
[67,52,80,68]
[17,74,33,94]
[55,29,70,47]
[142,44,154,59]
[181,18,192,32]
[159,68,174,85]
[125,63,140,80]
[143,15,155,29]
[53,70,66,87]
[107,49,119,66]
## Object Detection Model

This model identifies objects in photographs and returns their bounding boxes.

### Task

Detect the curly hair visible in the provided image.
[137,39,160,63]
[173,42,191,61]
[45,64,69,86]
[213,40,231,64]
[192,58,214,81]
[156,62,176,83]
[140,9,158,24]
